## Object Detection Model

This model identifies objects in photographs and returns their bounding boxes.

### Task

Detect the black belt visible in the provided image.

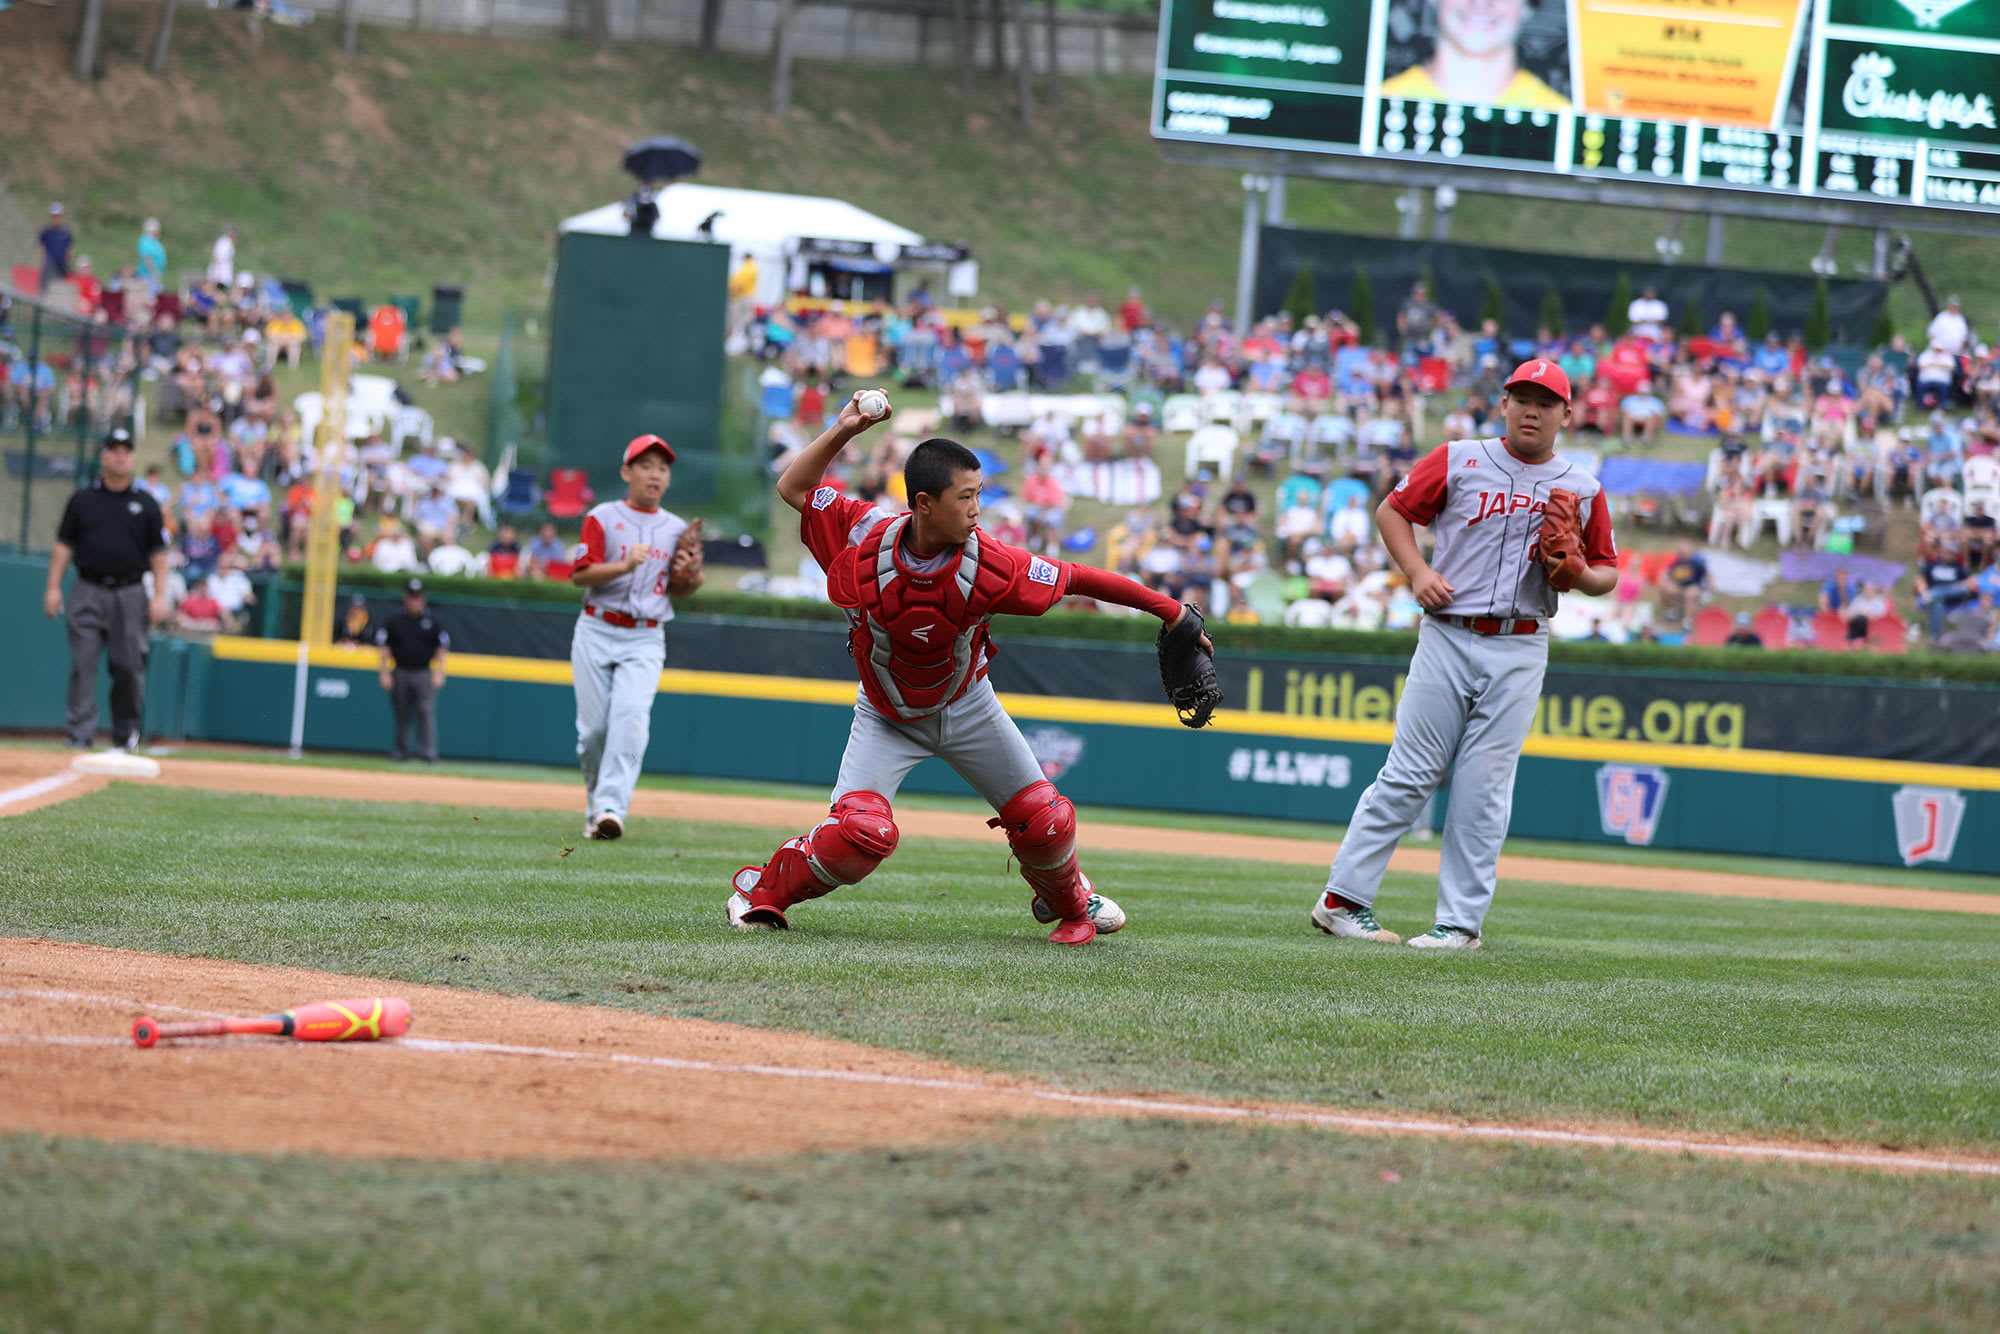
[77,572,146,589]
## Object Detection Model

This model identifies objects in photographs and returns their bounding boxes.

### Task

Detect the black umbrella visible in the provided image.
[623,137,702,185]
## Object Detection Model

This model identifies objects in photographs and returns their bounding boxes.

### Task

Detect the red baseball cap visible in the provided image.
[1503,359,1573,404]
[623,434,676,465]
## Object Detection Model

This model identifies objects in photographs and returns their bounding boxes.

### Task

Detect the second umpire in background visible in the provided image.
[43,428,169,750]
[376,578,450,762]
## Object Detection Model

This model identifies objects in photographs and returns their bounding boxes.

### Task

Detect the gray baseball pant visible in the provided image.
[1323,617,1547,933]
[389,669,438,762]
[832,679,1047,810]
[572,612,665,820]
[65,580,150,748]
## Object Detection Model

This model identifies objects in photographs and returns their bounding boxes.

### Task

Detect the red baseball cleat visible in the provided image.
[1047,918,1097,945]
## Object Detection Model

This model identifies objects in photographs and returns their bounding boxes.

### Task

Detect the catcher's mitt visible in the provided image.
[1158,603,1223,728]
[1538,488,1587,593]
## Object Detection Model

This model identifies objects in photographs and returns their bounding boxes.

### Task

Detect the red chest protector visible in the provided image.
[825,514,1017,721]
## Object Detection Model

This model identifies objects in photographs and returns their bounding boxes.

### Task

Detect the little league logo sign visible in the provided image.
[1022,726,1085,781]
[1596,765,1669,846]
[1892,785,1966,866]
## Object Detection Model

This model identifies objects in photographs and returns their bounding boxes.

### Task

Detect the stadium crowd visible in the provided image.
[6,205,489,633]
[8,201,1998,652]
[745,279,2000,651]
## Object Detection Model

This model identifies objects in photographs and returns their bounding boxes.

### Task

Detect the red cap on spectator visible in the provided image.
[624,434,676,465]
[1503,359,1572,403]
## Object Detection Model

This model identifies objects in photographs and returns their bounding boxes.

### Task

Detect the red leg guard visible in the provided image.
[742,792,898,913]
[990,780,1090,925]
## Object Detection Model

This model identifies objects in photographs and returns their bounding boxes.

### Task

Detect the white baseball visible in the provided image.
[856,389,890,421]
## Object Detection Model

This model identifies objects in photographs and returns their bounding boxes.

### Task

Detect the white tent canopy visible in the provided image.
[559,184,929,306]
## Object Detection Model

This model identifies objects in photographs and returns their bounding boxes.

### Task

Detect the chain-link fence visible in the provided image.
[487,309,548,474]
[0,290,145,555]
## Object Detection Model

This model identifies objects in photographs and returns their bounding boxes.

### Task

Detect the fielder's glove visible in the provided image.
[1538,488,1587,593]
[1157,602,1223,728]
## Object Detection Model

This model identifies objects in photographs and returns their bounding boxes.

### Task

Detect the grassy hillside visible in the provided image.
[5,5,1997,338]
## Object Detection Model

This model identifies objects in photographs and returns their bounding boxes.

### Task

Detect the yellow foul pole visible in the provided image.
[300,313,355,649]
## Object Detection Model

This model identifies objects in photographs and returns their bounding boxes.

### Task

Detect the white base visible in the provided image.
[71,751,162,779]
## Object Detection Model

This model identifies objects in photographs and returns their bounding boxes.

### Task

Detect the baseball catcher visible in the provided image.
[1158,602,1223,727]
[727,390,1218,945]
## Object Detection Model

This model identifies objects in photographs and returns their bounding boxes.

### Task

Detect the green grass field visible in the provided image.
[4,773,1999,1325]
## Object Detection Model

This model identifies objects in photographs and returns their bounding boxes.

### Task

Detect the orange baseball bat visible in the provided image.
[132,997,412,1048]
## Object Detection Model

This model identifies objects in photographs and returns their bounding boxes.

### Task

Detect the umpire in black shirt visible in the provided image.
[44,428,169,749]
[376,578,450,762]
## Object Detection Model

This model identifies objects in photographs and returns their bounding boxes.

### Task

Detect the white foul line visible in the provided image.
[0,773,82,810]
[8,987,1998,1179]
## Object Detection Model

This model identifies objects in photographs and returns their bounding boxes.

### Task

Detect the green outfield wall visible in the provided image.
[143,636,2000,875]
[8,554,1995,874]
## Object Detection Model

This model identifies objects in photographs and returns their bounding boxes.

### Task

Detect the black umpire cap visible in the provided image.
[103,427,134,450]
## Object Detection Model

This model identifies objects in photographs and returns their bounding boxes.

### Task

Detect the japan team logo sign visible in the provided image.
[1596,765,1669,846]
[1022,726,1084,781]
[1892,786,1966,866]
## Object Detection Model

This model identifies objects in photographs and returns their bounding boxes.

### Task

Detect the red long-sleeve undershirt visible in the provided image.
[1064,562,1183,621]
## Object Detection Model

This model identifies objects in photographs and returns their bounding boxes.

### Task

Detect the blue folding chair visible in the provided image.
[496,468,542,517]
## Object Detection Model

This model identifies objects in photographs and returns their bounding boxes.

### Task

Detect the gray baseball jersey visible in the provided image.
[570,498,688,824]
[1317,436,1618,940]
[1390,438,1616,619]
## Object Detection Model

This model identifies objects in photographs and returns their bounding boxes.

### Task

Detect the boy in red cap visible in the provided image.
[1308,360,1618,950]
[567,434,704,839]
[726,391,1210,945]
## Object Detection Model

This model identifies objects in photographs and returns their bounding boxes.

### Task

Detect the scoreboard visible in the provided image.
[1152,0,2000,218]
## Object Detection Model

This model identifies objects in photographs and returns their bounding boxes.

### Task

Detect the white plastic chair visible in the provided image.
[1962,485,2000,521]
[1921,488,1965,526]
[426,545,478,577]
[1160,394,1202,433]
[1183,424,1239,480]
[1282,597,1334,627]
[1202,390,1241,426]
[391,404,434,449]
[1962,454,2000,493]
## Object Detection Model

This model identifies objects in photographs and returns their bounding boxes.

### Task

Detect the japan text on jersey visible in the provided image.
[1391,438,1617,621]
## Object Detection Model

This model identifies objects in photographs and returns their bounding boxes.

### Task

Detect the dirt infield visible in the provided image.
[4,749,1993,916]
[7,747,2000,1177]
[6,937,1999,1178]
[0,749,107,817]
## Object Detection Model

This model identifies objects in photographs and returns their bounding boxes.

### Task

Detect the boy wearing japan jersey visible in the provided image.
[727,391,1209,945]
[569,435,704,839]
[1312,362,1617,949]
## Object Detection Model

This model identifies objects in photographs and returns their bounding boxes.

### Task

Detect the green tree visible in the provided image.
[1539,284,1565,335]
[1606,272,1631,336]
[1805,278,1832,349]
[1677,292,1702,339]
[1480,276,1506,332]
[1869,306,1897,349]
[1350,266,1375,346]
[1746,287,1770,342]
[1282,263,1317,326]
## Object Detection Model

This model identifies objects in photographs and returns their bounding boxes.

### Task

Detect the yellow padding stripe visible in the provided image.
[207,636,2000,790]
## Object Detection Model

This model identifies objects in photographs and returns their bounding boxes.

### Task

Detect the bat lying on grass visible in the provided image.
[132,997,412,1048]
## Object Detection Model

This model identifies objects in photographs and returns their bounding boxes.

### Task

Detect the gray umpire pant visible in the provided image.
[1324,617,1548,934]
[66,580,150,748]
[390,668,438,762]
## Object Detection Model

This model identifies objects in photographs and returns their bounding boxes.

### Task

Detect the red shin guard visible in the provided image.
[745,791,898,912]
[990,780,1088,922]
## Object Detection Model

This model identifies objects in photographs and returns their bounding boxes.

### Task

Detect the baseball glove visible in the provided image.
[1538,489,1587,593]
[1158,603,1223,728]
